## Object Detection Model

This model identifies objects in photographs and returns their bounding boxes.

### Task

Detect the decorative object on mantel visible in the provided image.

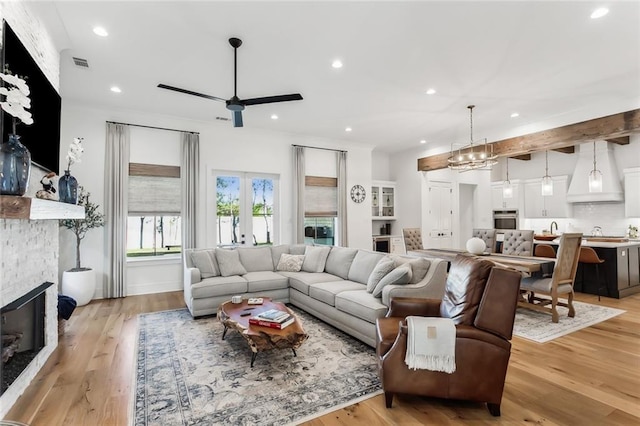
[58,137,84,204]
[35,171,57,201]
[0,66,33,196]
[447,105,497,171]
[466,237,487,255]
[59,186,105,306]
[588,140,603,193]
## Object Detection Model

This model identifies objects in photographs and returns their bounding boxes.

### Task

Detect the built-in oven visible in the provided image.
[493,210,518,230]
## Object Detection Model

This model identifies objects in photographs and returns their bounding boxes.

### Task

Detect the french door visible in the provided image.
[426,181,453,249]
[211,170,279,246]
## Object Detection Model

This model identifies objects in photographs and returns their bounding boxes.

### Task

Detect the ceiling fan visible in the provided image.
[158,37,303,127]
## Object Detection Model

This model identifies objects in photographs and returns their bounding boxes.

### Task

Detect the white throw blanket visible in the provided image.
[405,316,456,373]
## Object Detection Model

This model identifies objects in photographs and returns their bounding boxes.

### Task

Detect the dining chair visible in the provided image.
[534,244,556,258]
[501,230,534,256]
[518,233,583,323]
[472,228,497,253]
[402,228,423,252]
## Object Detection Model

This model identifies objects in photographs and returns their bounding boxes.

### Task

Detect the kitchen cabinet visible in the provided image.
[624,168,640,217]
[371,181,396,220]
[523,176,572,218]
[491,181,520,210]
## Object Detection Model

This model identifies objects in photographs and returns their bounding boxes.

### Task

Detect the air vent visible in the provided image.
[215,116,230,121]
[72,57,89,68]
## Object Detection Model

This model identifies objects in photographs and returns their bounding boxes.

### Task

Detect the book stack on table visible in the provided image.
[249,308,295,329]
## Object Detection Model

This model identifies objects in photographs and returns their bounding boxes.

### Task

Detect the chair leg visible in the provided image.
[551,298,559,323]
[596,264,601,301]
[567,291,575,318]
[487,403,501,417]
[384,392,394,408]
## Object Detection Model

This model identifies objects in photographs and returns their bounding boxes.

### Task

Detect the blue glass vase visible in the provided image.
[58,170,78,204]
[0,134,31,196]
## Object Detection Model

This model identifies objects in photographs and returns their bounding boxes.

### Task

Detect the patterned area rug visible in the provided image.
[513,300,625,343]
[133,307,381,426]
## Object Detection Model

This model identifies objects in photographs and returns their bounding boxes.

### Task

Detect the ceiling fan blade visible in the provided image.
[157,84,226,102]
[232,110,243,127]
[242,94,303,106]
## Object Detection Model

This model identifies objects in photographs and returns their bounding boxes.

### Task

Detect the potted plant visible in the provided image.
[60,186,105,306]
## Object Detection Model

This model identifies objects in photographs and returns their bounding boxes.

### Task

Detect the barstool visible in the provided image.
[534,244,556,258]
[578,247,608,301]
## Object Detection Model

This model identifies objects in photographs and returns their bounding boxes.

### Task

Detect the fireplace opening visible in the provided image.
[1,282,54,396]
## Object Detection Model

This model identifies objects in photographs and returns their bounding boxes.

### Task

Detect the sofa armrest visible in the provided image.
[386,297,441,318]
[381,258,447,306]
[186,267,201,284]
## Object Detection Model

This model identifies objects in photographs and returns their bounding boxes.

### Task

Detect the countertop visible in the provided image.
[533,237,640,248]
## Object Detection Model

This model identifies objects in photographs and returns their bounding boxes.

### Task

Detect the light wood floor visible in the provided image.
[5,291,640,425]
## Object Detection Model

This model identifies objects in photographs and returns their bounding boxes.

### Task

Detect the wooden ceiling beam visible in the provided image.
[510,154,531,161]
[605,136,630,145]
[552,146,575,154]
[417,109,640,172]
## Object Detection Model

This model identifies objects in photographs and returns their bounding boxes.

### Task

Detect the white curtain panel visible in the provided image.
[181,132,199,251]
[337,151,348,246]
[293,146,305,243]
[104,123,130,298]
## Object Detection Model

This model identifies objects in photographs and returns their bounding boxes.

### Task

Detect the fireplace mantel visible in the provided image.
[0,196,84,220]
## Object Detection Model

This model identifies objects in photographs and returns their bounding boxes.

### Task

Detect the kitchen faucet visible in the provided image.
[550,221,558,234]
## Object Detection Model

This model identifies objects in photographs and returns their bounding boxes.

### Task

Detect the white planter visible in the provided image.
[62,268,95,306]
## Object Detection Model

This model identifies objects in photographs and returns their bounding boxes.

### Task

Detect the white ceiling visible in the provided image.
[30,1,640,154]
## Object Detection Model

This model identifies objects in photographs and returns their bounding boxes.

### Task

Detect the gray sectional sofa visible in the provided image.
[183,244,447,347]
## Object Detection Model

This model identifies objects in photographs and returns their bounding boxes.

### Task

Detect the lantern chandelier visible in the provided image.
[448,105,498,171]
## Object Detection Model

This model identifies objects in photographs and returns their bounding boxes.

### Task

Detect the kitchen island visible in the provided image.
[533,237,640,298]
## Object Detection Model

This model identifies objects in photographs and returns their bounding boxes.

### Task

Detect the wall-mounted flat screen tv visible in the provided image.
[1,20,61,173]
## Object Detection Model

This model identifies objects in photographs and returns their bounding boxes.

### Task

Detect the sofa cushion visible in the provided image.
[280,271,343,295]
[308,281,366,306]
[372,264,412,297]
[215,249,248,277]
[191,275,248,299]
[335,290,388,323]
[190,249,219,278]
[302,245,331,273]
[290,244,307,255]
[237,247,274,272]
[324,247,358,279]
[270,245,291,270]
[243,271,289,292]
[391,256,431,284]
[276,254,305,272]
[366,258,395,293]
[348,250,386,284]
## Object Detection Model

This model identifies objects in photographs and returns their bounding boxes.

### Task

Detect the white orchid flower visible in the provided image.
[66,137,85,169]
[0,69,33,125]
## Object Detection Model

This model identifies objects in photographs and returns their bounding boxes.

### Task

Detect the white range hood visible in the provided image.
[566,141,623,203]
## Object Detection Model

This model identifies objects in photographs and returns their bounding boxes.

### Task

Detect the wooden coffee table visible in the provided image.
[217,297,308,367]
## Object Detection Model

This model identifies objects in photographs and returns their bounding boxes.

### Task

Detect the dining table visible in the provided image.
[408,248,555,276]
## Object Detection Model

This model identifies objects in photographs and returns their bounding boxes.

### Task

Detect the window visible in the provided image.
[127,163,181,257]
[212,171,279,247]
[304,176,337,246]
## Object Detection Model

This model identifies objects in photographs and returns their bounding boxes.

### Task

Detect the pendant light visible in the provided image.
[541,150,553,196]
[502,157,513,198]
[588,141,603,193]
[447,105,497,171]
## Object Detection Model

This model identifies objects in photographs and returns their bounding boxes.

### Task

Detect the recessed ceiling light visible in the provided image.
[420,140,427,144]
[510,112,519,118]
[110,86,121,93]
[332,60,343,69]
[345,127,352,132]
[93,26,108,37]
[425,88,436,95]
[271,114,278,120]
[590,7,609,19]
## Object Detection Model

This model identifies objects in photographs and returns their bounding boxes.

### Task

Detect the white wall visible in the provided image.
[59,101,373,298]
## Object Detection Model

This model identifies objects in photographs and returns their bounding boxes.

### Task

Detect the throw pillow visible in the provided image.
[190,250,219,278]
[372,264,412,298]
[366,258,395,293]
[215,249,248,277]
[302,245,331,273]
[391,256,431,284]
[276,253,305,272]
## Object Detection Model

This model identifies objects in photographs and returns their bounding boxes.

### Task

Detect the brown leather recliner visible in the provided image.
[376,254,522,416]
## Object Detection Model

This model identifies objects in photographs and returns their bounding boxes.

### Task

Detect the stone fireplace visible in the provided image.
[0,196,83,418]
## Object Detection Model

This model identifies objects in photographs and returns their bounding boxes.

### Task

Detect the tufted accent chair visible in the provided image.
[501,230,534,256]
[472,229,497,253]
[402,228,423,252]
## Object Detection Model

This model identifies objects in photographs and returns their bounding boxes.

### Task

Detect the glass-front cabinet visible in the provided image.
[371,181,395,219]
